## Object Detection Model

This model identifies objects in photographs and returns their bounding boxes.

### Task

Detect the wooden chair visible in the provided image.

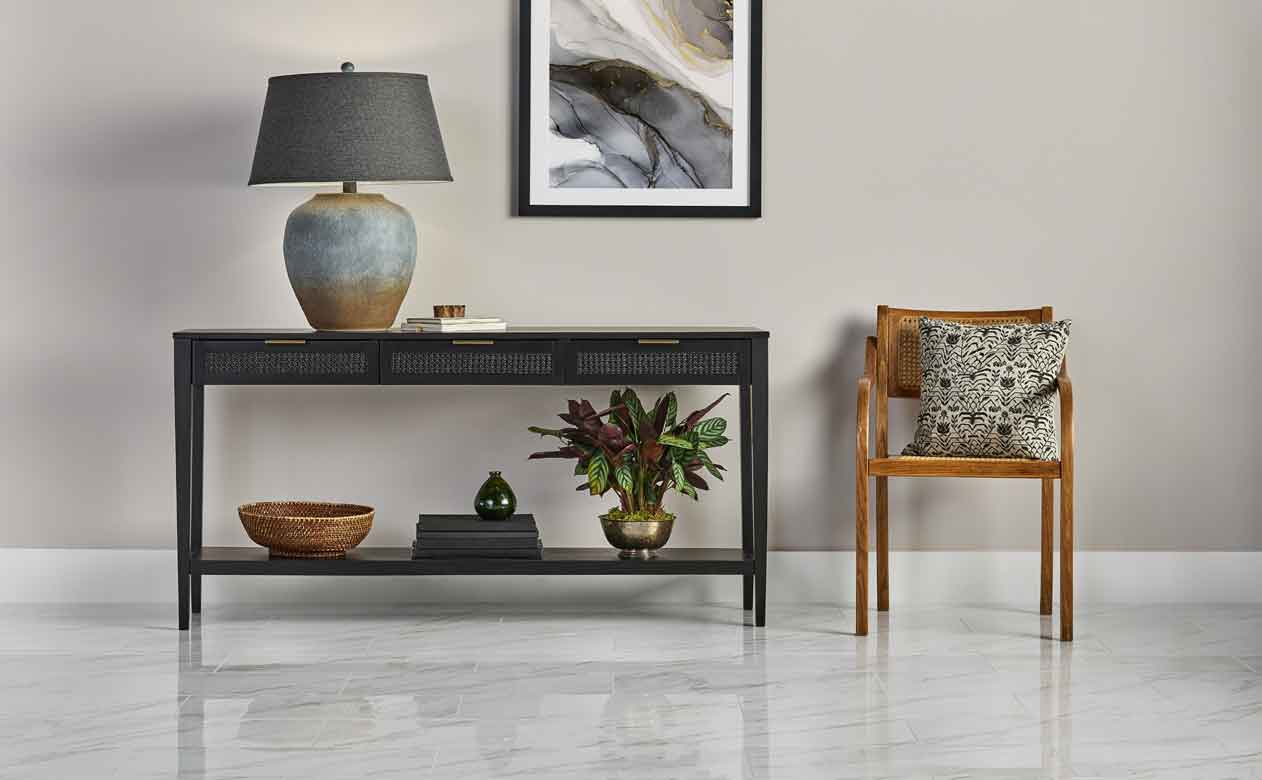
[855,306,1075,640]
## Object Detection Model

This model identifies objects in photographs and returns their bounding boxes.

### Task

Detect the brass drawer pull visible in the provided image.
[637,338,680,346]
[264,339,307,345]
[452,339,496,346]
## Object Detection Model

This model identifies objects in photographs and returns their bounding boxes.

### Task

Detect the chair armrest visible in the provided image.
[1058,363,1073,463]
[857,375,871,460]
[857,337,877,460]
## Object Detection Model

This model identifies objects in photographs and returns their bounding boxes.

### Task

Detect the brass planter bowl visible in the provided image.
[600,514,675,559]
[239,501,374,559]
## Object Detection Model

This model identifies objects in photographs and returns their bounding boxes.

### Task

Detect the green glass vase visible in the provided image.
[474,470,517,521]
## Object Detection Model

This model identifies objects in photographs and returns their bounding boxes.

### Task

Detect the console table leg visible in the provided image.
[739,385,754,612]
[190,384,204,614]
[752,339,769,627]
[174,339,192,630]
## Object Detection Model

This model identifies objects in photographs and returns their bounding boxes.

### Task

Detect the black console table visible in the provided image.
[173,327,769,630]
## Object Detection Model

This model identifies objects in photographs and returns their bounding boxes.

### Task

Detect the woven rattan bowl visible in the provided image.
[238,501,374,559]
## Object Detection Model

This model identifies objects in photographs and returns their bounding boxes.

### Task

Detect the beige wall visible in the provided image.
[1,0,1258,552]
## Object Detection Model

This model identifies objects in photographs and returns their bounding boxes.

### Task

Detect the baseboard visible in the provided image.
[0,549,1257,605]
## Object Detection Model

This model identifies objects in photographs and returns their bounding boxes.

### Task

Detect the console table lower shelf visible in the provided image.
[194,546,754,575]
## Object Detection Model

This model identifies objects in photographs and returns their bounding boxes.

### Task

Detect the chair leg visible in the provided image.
[1060,470,1074,642]
[876,477,889,611]
[1041,479,1054,615]
[856,461,869,636]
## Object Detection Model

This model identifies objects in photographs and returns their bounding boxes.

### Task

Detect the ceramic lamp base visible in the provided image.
[282,193,416,331]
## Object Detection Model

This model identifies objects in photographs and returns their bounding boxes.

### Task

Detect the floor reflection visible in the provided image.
[174,613,766,777]
[2,603,1256,779]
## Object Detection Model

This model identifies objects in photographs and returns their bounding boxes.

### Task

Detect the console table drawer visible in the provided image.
[382,340,560,384]
[566,339,749,385]
[195,340,378,385]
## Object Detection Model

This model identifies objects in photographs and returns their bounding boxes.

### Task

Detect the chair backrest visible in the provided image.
[878,305,1053,399]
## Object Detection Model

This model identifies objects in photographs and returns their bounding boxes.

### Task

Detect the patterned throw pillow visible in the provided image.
[903,317,1071,461]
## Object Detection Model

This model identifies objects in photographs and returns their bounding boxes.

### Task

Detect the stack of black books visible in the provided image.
[412,514,542,560]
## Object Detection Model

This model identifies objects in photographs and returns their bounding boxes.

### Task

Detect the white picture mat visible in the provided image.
[528,0,752,208]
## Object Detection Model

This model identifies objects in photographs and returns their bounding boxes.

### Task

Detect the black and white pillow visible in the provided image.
[903,317,1071,461]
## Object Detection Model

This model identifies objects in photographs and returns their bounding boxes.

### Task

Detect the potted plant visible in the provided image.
[528,388,731,558]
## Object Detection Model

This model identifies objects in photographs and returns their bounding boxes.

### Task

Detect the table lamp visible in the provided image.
[248,62,452,330]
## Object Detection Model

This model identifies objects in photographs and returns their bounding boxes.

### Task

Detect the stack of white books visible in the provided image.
[398,316,507,333]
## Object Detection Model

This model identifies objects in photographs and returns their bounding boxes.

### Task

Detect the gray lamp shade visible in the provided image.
[248,71,452,186]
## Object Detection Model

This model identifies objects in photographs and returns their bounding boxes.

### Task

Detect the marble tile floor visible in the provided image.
[0,602,1260,779]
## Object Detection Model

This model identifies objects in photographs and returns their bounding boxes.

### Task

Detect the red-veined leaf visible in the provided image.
[682,393,730,431]
[683,471,709,490]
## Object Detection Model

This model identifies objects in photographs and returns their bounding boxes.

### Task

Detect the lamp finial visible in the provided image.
[340,61,355,73]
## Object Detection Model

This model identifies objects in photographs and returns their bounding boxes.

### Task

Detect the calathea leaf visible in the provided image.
[614,442,636,461]
[587,452,610,495]
[683,483,699,499]
[699,435,730,449]
[652,395,669,436]
[614,464,634,493]
[641,438,664,464]
[697,450,725,480]
[683,471,709,490]
[657,433,694,450]
[612,397,636,438]
[528,426,566,438]
[621,388,645,426]
[610,389,622,409]
[682,393,730,431]
[599,423,626,451]
[529,445,585,460]
[664,392,678,430]
[693,417,727,442]
[671,459,689,493]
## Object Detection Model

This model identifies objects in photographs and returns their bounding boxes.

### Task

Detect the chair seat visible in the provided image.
[868,455,1061,479]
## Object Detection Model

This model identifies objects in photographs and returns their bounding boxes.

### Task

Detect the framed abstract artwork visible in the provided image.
[516,0,763,218]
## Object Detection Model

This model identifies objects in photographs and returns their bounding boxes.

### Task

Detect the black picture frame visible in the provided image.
[516,0,763,218]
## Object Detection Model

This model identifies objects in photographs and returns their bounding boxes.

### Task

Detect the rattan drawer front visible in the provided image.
[566,340,749,385]
[382,340,560,384]
[195,340,378,385]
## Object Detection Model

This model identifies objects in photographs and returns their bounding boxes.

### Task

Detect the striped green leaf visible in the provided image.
[621,388,645,426]
[657,433,694,450]
[697,450,725,481]
[671,459,689,494]
[587,453,609,495]
[614,464,634,493]
[693,417,727,442]
[699,435,730,449]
